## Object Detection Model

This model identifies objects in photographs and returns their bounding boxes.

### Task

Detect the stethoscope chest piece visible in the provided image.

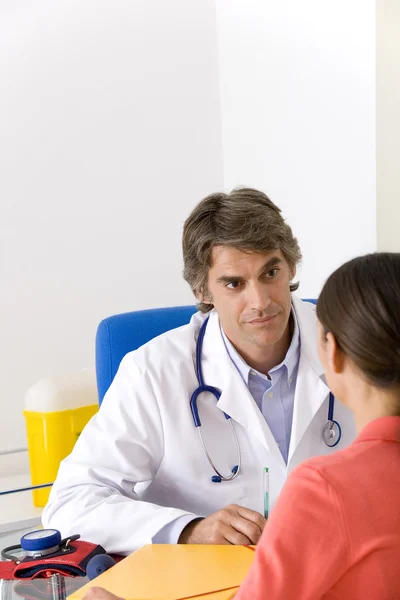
[322,419,342,447]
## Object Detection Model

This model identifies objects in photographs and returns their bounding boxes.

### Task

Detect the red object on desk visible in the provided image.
[0,539,106,580]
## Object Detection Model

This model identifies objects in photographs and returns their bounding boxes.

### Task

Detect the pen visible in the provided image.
[263,467,269,519]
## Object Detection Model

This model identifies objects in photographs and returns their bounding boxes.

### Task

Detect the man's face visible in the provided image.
[202,246,294,354]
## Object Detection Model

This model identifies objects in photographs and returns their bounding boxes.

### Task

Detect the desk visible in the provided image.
[1,538,254,600]
[0,572,88,600]
[70,545,255,600]
[0,473,253,600]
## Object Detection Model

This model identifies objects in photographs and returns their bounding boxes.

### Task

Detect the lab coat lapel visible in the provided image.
[200,311,286,469]
[288,297,330,464]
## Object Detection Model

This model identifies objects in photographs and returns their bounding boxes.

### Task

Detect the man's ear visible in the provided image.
[325,332,345,374]
[196,287,212,305]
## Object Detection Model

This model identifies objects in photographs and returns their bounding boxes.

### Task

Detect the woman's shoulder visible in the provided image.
[290,435,399,507]
[285,442,367,507]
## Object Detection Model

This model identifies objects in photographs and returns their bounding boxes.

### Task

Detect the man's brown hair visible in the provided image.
[182,187,302,312]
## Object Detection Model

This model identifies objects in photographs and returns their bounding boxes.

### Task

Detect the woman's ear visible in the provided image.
[325,332,345,374]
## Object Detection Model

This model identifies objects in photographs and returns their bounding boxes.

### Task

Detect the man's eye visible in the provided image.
[266,269,279,278]
[226,281,242,289]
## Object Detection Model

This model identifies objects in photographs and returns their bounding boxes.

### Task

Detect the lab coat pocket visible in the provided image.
[191,477,247,516]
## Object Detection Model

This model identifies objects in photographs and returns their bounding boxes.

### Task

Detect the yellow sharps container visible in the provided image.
[24,370,99,507]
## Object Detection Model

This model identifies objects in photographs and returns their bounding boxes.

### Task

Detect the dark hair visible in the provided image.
[317,253,400,389]
[182,187,302,313]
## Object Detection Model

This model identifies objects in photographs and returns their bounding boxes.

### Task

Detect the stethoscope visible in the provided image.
[190,317,342,483]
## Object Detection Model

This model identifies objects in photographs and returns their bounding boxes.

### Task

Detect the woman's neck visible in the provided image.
[350,385,400,433]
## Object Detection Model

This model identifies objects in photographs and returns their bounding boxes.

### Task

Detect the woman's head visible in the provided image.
[317,253,400,408]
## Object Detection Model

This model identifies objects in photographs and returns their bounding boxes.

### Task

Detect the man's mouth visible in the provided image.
[247,314,278,325]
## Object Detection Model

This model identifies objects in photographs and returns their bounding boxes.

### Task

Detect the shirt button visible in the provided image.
[268,391,273,399]
[289,377,293,383]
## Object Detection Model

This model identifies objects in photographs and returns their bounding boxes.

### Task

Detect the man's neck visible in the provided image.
[229,315,294,377]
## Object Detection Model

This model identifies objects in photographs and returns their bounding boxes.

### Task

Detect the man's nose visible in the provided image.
[247,283,271,312]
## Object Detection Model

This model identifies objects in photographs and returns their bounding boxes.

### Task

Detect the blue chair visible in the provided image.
[96,305,197,403]
[95,299,317,404]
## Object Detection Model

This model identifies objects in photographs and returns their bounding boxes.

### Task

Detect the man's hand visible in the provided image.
[83,588,123,600]
[178,504,266,545]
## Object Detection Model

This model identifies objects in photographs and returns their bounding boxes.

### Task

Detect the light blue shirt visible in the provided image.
[153,307,301,544]
[220,307,300,465]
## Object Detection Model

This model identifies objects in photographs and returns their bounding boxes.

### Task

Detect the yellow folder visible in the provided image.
[68,544,256,600]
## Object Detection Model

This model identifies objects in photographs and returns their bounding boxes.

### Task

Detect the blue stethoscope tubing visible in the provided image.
[190,316,342,482]
[190,317,241,482]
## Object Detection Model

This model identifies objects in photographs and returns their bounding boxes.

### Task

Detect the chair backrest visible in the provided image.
[95,299,317,404]
[96,305,197,403]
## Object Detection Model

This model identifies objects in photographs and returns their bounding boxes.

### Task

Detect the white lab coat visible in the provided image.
[42,296,356,554]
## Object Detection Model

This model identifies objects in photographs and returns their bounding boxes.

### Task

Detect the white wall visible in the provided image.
[0,0,223,452]
[1,0,379,456]
[216,0,377,296]
[377,0,400,251]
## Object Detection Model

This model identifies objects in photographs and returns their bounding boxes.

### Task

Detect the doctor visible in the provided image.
[42,187,356,554]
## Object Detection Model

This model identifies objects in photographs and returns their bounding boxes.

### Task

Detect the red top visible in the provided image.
[236,416,400,600]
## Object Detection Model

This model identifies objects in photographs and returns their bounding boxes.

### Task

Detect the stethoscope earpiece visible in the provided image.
[211,465,239,483]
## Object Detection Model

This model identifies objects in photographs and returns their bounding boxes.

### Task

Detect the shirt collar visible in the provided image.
[355,416,400,444]
[220,305,301,385]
